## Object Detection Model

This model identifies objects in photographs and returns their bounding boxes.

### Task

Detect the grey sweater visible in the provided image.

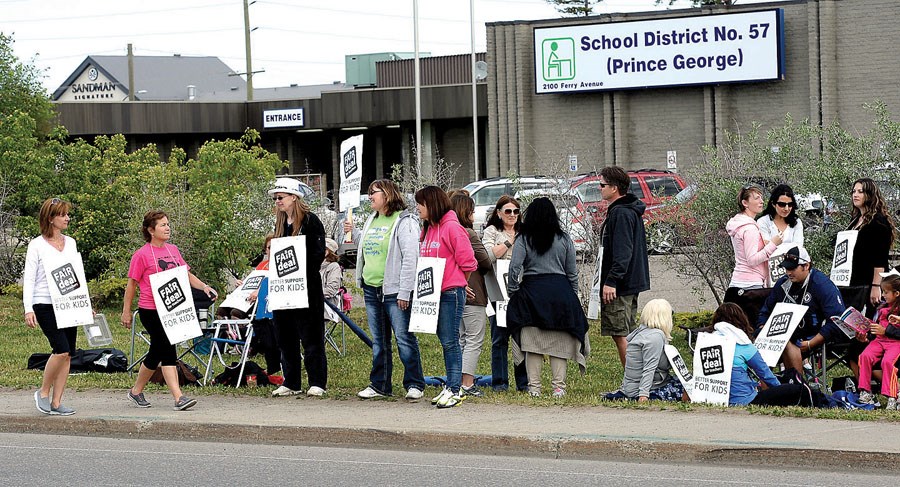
[507,233,578,294]
[620,325,671,398]
[354,209,420,301]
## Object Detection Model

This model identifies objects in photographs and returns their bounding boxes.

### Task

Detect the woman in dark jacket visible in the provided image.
[848,178,895,310]
[267,178,327,397]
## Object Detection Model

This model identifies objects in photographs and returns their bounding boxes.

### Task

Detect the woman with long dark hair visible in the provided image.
[758,184,804,246]
[415,186,477,408]
[267,178,327,397]
[450,193,493,397]
[481,195,528,392]
[848,178,895,309]
[506,197,589,397]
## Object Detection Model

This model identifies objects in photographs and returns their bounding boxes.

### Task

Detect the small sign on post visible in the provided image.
[568,154,578,172]
[666,150,677,171]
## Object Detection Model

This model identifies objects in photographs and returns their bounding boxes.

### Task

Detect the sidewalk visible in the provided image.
[2,388,898,470]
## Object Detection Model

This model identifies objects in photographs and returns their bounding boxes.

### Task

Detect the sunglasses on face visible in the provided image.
[272,195,290,201]
[501,208,520,215]
[598,182,611,188]
[774,201,796,208]
[368,189,383,196]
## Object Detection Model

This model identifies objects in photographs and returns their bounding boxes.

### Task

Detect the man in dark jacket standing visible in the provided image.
[598,166,651,366]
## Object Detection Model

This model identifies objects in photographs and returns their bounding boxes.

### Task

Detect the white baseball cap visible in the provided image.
[268,177,304,198]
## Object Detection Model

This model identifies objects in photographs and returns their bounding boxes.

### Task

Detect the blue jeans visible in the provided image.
[437,287,465,394]
[490,313,528,392]
[362,284,425,395]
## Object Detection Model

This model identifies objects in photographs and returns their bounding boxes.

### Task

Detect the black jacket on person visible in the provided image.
[599,193,650,297]
[849,213,892,287]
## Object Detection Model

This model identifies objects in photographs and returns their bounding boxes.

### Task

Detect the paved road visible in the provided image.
[0,432,889,487]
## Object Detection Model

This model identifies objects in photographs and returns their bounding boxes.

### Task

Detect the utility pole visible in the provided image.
[470,0,478,181]
[127,43,135,101]
[243,0,254,101]
[413,0,422,173]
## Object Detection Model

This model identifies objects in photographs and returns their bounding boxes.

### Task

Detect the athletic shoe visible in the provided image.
[405,387,424,401]
[127,390,151,408]
[529,390,541,398]
[34,390,50,415]
[859,390,876,405]
[173,396,197,411]
[271,386,302,397]
[460,384,483,397]
[887,397,898,411]
[551,388,566,398]
[357,386,386,399]
[50,404,75,416]
[436,391,464,408]
[431,387,451,405]
[307,386,326,397]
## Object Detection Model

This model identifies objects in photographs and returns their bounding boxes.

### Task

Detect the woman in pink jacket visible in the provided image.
[415,186,477,408]
[724,185,783,321]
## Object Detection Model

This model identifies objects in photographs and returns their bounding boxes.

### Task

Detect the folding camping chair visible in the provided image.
[203,301,258,387]
[323,288,349,356]
[806,285,870,394]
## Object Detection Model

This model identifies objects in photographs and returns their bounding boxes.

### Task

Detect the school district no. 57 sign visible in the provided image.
[533,9,784,94]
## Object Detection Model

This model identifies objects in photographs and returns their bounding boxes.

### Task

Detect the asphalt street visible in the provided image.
[0,432,891,487]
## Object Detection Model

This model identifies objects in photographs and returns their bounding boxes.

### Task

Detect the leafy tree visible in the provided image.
[546,0,603,17]
[0,33,55,136]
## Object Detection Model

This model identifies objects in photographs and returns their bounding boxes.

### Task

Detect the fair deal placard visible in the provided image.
[409,257,445,334]
[219,269,268,314]
[149,265,202,345]
[41,250,93,329]
[493,260,511,328]
[754,302,807,367]
[664,344,694,402]
[830,230,857,287]
[268,236,309,310]
[587,247,603,320]
[534,9,783,94]
[691,332,735,406]
[339,135,363,212]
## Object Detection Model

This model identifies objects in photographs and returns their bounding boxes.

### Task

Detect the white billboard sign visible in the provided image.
[533,9,784,93]
[263,108,305,128]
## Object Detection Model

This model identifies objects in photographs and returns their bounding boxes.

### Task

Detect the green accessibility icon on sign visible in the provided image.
[542,37,575,81]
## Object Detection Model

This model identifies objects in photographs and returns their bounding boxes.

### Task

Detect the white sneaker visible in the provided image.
[357,386,386,399]
[306,386,326,397]
[405,387,424,401]
[436,391,464,408]
[887,397,898,411]
[271,385,301,397]
[431,387,451,405]
[551,387,566,398]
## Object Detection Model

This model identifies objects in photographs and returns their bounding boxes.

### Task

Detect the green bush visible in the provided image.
[1,283,22,296]
[88,276,129,309]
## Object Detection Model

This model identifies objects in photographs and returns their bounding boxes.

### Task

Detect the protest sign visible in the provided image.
[754,302,807,367]
[339,135,363,212]
[42,250,93,329]
[830,230,858,287]
[409,257,445,334]
[587,247,603,319]
[664,344,694,401]
[219,270,268,314]
[150,265,202,345]
[268,236,309,310]
[691,332,735,405]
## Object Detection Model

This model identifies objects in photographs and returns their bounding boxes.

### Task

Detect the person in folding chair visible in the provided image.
[755,245,846,373]
[320,238,343,352]
[121,211,217,411]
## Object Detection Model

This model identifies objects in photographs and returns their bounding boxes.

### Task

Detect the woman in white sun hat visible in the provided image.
[267,177,329,398]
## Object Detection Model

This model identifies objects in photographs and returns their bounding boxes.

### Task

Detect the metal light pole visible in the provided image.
[470,0,479,181]
[413,0,422,173]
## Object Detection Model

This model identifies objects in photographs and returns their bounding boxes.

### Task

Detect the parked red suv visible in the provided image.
[570,169,687,224]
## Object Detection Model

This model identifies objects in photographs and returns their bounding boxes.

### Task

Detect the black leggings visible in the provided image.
[138,308,177,369]
[34,304,77,355]
[750,383,812,407]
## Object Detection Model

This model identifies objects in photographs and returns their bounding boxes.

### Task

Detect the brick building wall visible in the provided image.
[485,0,900,176]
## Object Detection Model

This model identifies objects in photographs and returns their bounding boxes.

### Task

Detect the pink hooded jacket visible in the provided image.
[420,210,477,291]
[726,213,777,287]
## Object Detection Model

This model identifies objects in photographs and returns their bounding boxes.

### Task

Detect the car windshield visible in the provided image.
[575,181,603,203]
[472,184,510,206]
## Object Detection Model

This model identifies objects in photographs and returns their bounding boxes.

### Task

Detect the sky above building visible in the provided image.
[2,0,781,94]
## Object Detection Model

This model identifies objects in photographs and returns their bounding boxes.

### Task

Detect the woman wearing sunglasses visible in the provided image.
[267,178,328,397]
[481,195,528,392]
[758,184,804,247]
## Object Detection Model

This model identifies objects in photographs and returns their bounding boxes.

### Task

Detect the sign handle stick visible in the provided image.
[344,208,353,244]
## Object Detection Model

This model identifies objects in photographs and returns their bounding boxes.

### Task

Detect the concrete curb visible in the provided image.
[1,415,896,472]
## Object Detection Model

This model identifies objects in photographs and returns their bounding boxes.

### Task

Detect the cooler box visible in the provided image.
[82,313,113,347]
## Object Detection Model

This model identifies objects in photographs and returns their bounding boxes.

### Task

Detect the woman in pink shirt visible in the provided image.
[121,211,217,411]
[415,186,477,408]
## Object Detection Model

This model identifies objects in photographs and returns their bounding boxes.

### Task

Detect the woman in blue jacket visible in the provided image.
[711,303,812,407]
